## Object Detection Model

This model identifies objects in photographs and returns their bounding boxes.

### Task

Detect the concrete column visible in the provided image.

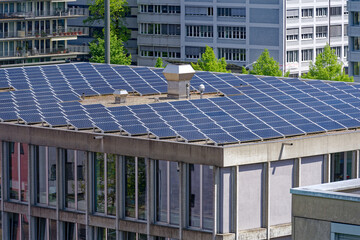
[212,166,219,240]
[263,162,270,240]
[324,154,331,183]
[234,166,239,239]
[179,162,185,240]
[294,158,301,187]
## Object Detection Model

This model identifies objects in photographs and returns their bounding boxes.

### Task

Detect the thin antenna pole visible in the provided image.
[104,0,110,64]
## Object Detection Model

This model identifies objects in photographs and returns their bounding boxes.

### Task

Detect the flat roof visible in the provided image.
[291,179,360,203]
[1,62,360,146]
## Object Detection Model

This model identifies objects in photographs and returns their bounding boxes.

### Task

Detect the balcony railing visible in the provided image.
[0,29,85,39]
[68,45,90,53]
[0,7,88,19]
[0,48,77,58]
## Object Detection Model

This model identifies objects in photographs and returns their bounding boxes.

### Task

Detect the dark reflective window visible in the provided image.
[125,156,136,218]
[107,154,116,216]
[94,153,105,213]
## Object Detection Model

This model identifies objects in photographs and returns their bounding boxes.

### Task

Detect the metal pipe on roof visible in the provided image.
[104,0,110,64]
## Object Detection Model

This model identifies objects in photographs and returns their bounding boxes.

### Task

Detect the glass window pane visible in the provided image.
[125,156,136,218]
[49,220,57,239]
[9,213,20,239]
[202,165,214,230]
[78,224,86,240]
[48,147,57,206]
[347,151,353,179]
[22,214,29,240]
[64,222,76,240]
[138,157,147,220]
[189,164,200,227]
[20,143,28,202]
[65,150,75,209]
[36,217,47,240]
[9,142,19,200]
[156,160,167,223]
[332,153,344,182]
[107,154,116,216]
[95,227,105,240]
[35,146,47,204]
[107,229,116,240]
[169,162,179,225]
[95,153,105,213]
[77,151,87,211]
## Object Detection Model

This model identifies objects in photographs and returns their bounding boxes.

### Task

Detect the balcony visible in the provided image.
[0,7,88,20]
[0,29,85,41]
[0,47,85,60]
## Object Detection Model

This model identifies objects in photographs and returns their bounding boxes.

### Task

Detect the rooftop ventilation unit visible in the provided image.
[162,64,195,99]
[113,89,128,104]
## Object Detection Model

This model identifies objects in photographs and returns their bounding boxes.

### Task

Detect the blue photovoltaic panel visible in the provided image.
[95,122,120,133]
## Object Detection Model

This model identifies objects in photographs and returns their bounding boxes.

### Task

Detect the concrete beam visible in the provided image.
[224,131,360,167]
[0,123,223,166]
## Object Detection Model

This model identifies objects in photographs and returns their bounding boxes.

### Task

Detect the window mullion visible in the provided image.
[167,161,170,224]
[46,147,49,205]
[135,157,138,219]
[75,150,78,210]
[200,165,203,229]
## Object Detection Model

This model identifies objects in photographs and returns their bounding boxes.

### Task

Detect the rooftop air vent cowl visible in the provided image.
[162,64,195,99]
[113,89,128,104]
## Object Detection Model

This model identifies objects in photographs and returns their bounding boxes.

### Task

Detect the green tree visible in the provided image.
[191,46,230,73]
[89,31,131,65]
[85,0,130,41]
[302,44,353,82]
[155,57,165,68]
[251,49,282,76]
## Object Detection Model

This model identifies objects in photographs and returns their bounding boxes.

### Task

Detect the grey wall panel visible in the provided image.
[270,159,294,226]
[301,155,324,187]
[249,27,280,46]
[219,167,232,233]
[238,163,263,230]
[249,49,280,63]
[250,9,279,24]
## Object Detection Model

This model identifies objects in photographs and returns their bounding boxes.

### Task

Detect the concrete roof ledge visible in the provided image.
[291,179,360,202]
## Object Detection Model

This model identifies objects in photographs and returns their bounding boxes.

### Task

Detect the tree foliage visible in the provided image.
[251,49,282,76]
[155,58,165,68]
[191,46,230,73]
[302,44,353,82]
[89,31,131,65]
[85,0,130,41]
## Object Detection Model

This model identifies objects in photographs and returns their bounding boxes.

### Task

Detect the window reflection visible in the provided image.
[65,150,75,209]
[125,156,136,218]
[138,157,147,220]
[9,142,19,200]
[48,147,57,206]
[35,146,47,204]
[95,153,105,213]
[77,151,87,211]
[107,154,116,216]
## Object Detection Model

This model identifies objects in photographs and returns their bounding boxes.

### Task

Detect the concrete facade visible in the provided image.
[291,179,360,240]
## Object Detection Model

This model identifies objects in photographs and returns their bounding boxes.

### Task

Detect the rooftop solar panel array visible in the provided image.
[1,62,360,145]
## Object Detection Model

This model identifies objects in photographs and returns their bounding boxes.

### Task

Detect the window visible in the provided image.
[354,62,360,75]
[331,46,341,57]
[344,5,348,15]
[301,49,313,61]
[218,26,246,39]
[316,26,328,38]
[64,149,75,209]
[287,50,298,62]
[93,153,116,215]
[287,9,299,19]
[301,27,313,40]
[140,47,180,59]
[344,46,348,59]
[354,12,360,25]
[4,142,29,202]
[125,156,147,220]
[185,46,206,59]
[302,8,313,18]
[8,213,28,239]
[331,151,353,182]
[316,48,324,55]
[218,8,245,18]
[344,24,348,36]
[185,7,213,16]
[188,164,214,230]
[218,48,246,61]
[353,38,360,51]
[186,25,213,38]
[155,160,180,225]
[330,7,342,16]
[139,23,180,35]
[330,25,342,37]
[286,28,299,41]
[316,7,327,17]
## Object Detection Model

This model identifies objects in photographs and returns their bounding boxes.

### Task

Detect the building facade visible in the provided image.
[0,0,87,67]
[291,179,360,239]
[0,62,359,239]
[348,0,360,82]
[136,0,348,76]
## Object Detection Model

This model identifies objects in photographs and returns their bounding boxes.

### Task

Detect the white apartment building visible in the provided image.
[348,0,360,82]
[0,0,87,67]
[137,0,348,76]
